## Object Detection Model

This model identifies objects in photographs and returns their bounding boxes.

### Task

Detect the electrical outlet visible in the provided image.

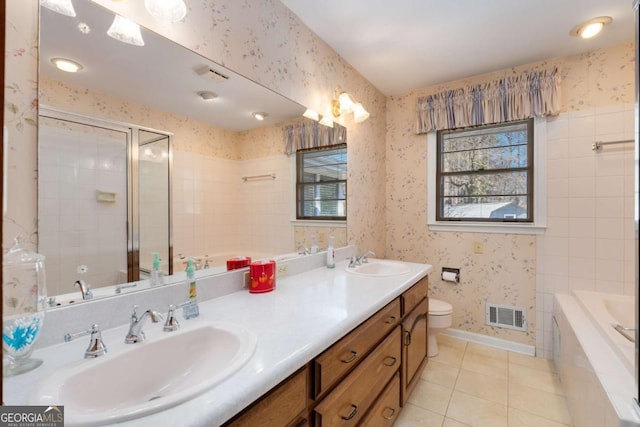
[277,264,289,277]
[473,241,484,254]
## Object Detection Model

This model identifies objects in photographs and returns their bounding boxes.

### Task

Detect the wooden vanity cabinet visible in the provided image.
[400,276,429,405]
[224,367,309,427]
[225,274,430,427]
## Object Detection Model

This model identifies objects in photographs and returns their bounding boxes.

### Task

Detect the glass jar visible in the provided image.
[3,237,47,376]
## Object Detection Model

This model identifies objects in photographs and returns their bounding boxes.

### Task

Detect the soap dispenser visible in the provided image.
[150,252,164,287]
[326,236,335,268]
[182,258,199,319]
[310,235,319,254]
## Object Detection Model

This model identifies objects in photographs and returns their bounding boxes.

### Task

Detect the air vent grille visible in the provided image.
[486,303,527,331]
[194,65,230,83]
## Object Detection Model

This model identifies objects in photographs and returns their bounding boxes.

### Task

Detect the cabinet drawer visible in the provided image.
[313,326,401,427]
[359,373,401,427]
[313,298,400,398]
[402,276,428,316]
[226,367,307,427]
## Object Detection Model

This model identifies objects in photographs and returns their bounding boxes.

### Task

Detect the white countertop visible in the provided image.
[4,259,432,426]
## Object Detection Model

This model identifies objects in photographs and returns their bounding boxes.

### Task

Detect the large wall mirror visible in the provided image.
[38,0,347,305]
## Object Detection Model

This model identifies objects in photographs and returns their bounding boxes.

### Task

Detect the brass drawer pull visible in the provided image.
[384,315,397,324]
[340,404,358,421]
[382,407,396,420]
[404,330,412,346]
[383,356,397,367]
[341,350,358,363]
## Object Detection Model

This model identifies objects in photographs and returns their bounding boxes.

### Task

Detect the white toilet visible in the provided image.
[428,298,453,357]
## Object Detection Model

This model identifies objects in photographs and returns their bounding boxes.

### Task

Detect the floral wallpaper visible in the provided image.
[4,0,387,261]
[386,41,635,348]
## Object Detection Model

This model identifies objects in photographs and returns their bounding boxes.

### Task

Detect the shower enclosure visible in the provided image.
[38,108,172,296]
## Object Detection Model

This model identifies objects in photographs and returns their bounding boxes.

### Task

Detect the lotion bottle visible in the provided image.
[326,236,335,268]
[150,252,164,287]
[183,258,199,319]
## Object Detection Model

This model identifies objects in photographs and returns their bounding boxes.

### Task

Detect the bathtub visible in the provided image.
[554,292,639,427]
[573,291,635,374]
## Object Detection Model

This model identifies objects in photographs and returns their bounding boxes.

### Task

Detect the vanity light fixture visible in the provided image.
[331,86,369,123]
[40,0,76,17]
[51,57,83,73]
[107,15,145,46]
[197,90,218,101]
[253,112,268,121]
[319,115,334,128]
[303,109,320,121]
[144,0,187,23]
[570,16,612,39]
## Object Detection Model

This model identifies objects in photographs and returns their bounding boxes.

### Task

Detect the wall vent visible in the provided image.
[485,303,527,331]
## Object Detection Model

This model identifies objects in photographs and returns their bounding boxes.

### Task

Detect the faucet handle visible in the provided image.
[163,304,181,332]
[64,324,108,358]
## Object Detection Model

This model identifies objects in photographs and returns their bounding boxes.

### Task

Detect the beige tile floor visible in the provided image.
[395,335,573,427]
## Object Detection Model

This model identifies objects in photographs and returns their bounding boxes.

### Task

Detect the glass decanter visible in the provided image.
[3,237,47,376]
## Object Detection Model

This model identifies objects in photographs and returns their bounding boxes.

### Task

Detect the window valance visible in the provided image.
[284,120,347,155]
[415,67,560,134]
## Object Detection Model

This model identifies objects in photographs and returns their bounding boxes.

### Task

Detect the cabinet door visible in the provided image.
[401,297,428,405]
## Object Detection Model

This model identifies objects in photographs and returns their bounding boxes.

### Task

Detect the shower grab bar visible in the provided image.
[613,323,636,342]
[241,173,276,182]
[591,139,634,151]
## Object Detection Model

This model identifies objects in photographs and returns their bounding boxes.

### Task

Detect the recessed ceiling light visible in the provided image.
[197,91,218,101]
[77,22,91,34]
[253,112,268,121]
[570,16,612,39]
[51,58,83,73]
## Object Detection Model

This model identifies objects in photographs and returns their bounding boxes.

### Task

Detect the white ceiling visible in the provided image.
[279,0,636,95]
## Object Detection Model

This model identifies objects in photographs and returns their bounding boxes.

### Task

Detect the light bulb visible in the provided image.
[107,15,145,47]
[144,0,187,23]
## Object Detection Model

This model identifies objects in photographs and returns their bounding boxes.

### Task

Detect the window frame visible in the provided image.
[427,118,547,235]
[435,118,534,223]
[295,144,347,221]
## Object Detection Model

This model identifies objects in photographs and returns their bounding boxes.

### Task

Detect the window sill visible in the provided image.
[290,219,347,228]
[428,221,546,235]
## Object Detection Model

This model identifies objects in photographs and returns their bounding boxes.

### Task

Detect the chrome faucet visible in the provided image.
[74,279,93,300]
[64,324,107,358]
[358,251,375,264]
[124,305,163,344]
[298,244,311,255]
[349,251,376,268]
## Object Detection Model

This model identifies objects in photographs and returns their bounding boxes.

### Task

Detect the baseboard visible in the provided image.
[442,328,536,356]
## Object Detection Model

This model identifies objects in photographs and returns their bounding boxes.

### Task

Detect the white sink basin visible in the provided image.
[29,322,256,426]
[346,260,411,277]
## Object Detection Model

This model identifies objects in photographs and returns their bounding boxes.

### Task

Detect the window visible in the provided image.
[436,119,533,223]
[296,144,347,220]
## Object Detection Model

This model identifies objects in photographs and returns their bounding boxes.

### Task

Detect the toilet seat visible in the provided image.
[429,298,453,315]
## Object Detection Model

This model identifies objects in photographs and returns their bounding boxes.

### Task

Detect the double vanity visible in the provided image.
[4,249,432,426]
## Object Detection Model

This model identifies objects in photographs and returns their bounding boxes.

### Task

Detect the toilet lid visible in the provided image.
[429,298,453,315]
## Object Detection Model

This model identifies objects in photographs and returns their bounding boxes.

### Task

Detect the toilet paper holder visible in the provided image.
[441,267,460,283]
